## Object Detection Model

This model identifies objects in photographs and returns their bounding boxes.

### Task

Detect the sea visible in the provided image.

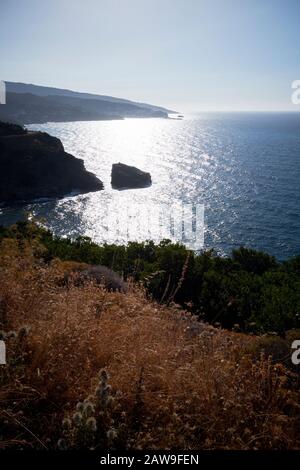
[1,112,300,260]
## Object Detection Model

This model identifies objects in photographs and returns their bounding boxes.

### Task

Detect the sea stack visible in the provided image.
[111,162,152,189]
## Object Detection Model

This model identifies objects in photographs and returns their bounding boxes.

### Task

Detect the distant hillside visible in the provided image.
[0,82,174,124]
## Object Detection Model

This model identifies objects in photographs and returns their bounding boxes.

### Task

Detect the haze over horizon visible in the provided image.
[1,0,300,112]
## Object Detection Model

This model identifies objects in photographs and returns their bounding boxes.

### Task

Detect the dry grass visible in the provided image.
[0,238,299,450]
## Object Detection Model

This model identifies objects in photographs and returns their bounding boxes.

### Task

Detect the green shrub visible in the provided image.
[1,221,299,334]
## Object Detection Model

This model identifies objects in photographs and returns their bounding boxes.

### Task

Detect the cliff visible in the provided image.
[0,122,103,202]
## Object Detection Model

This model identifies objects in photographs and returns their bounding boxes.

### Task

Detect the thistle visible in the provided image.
[72,411,82,426]
[99,368,109,383]
[18,326,30,340]
[7,330,17,339]
[62,417,72,430]
[86,417,97,432]
[83,401,95,417]
[0,330,7,340]
[84,395,94,404]
[95,369,113,409]
[57,438,68,451]
[76,402,84,413]
[107,427,117,441]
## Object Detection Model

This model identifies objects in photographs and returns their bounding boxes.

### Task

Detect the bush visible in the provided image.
[0,221,299,334]
[247,335,291,366]
[0,234,299,449]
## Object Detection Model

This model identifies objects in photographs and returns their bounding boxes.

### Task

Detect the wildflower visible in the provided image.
[99,369,109,382]
[107,427,117,441]
[7,330,17,339]
[72,412,82,426]
[57,438,67,451]
[84,395,94,404]
[103,384,112,393]
[62,418,72,430]
[83,401,95,417]
[0,330,6,340]
[76,402,84,413]
[95,304,102,318]
[18,326,30,339]
[86,417,97,432]
[96,382,112,408]
[106,395,115,406]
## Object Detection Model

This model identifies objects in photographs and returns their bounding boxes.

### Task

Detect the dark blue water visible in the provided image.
[1,113,299,259]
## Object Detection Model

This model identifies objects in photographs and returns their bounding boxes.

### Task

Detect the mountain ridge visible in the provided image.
[5,81,175,114]
[0,81,175,124]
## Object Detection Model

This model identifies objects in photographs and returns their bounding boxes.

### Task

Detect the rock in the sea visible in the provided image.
[0,121,103,203]
[111,162,151,189]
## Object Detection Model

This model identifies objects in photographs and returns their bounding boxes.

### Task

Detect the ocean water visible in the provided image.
[1,113,300,259]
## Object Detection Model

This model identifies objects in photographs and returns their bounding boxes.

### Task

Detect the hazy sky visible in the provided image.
[1,0,300,111]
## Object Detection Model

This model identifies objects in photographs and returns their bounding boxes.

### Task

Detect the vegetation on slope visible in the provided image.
[1,221,299,334]
[0,223,299,450]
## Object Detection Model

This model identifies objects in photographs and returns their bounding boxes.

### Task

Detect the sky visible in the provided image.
[1,0,300,111]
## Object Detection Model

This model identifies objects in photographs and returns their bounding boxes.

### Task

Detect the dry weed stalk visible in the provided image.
[0,238,299,450]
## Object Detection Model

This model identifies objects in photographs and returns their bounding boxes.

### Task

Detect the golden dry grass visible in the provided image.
[0,238,299,450]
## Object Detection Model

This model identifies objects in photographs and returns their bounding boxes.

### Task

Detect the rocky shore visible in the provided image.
[0,122,103,203]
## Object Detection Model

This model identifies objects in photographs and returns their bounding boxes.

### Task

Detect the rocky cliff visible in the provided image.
[0,122,103,203]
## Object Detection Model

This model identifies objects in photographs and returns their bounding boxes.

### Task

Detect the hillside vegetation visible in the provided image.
[2,221,299,334]
[0,222,299,450]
